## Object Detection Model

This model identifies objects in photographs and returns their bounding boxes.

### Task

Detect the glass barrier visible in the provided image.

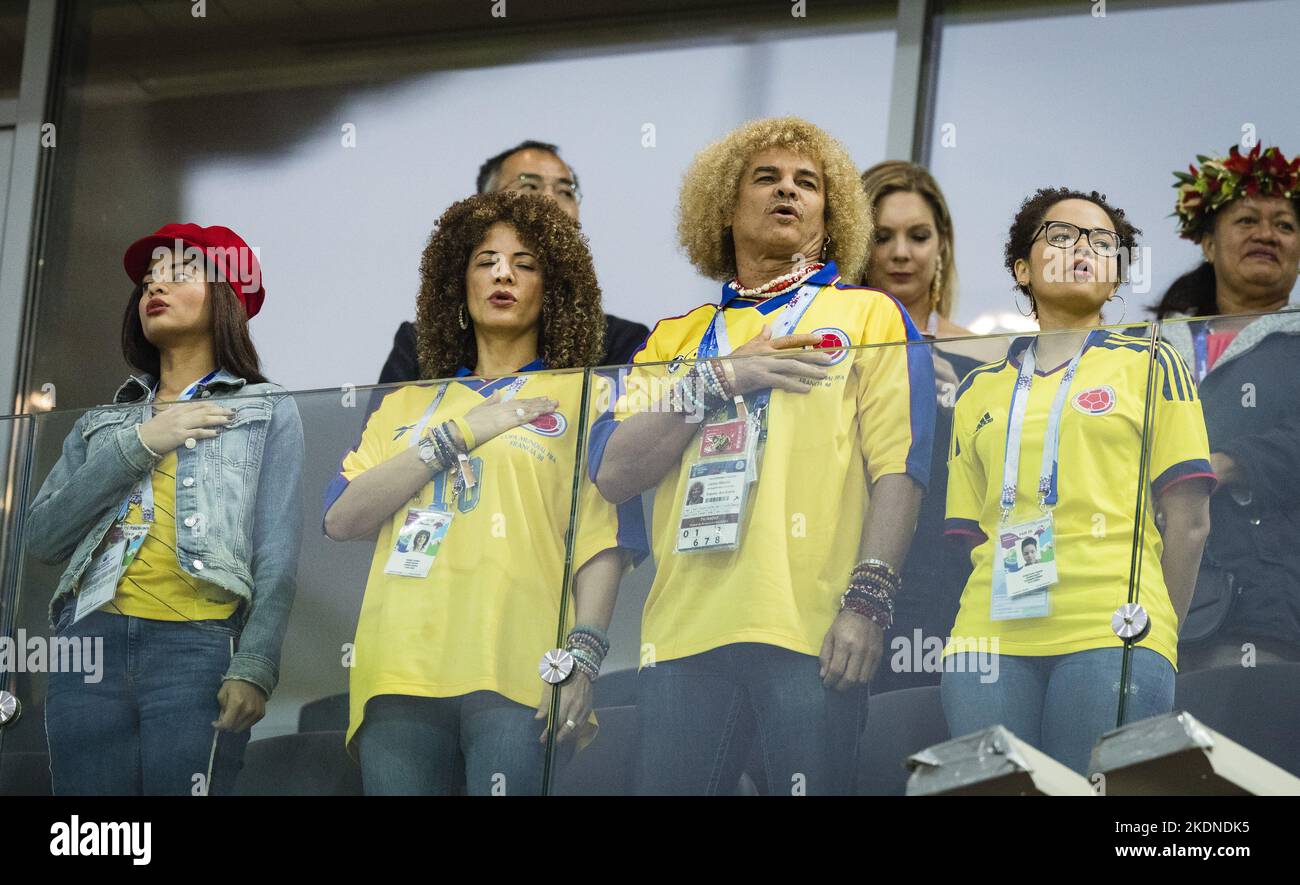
[551,325,1153,795]
[0,411,35,789]
[0,371,589,796]
[4,318,1297,796]
[1120,309,1300,791]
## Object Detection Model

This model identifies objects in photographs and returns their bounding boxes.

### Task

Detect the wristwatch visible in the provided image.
[416,431,440,474]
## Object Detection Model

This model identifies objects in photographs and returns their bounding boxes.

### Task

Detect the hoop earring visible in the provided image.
[1015,289,1035,318]
[458,303,469,331]
[1107,293,1127,326]
[820,234,832,262]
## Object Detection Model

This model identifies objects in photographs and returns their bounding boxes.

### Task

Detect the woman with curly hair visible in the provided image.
[590,117,935,794]
[942,188,1213,775]
[324,191,628,795]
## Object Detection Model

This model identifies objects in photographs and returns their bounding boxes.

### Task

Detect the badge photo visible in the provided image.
[384,508,453,578]
[1000,517,1059,598]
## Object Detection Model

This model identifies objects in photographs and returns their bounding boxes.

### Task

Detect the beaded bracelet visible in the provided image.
[840,592,893,629]
[569,624,610,651]
[420,421,468,474]
[569,632,609,658]
[679,364,730,415]
[566,625,610,682]
[848,573,897,601]
[569,647,602,682]
[852,558,902,585]
[849,559,903,598]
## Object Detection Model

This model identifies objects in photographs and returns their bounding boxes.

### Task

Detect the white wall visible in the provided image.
[182,30,896,393]
[929,0,1300,331]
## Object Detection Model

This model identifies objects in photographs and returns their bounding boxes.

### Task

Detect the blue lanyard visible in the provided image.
[119,370,221,523]
[1191,326,1209,383]
[698,281,821,413]
[999,333,1095,521]
[406,376,526,508]
[407,383,452,453]
[405,375,528,453]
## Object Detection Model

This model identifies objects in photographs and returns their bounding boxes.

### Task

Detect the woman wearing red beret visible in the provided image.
[27,224,305,795]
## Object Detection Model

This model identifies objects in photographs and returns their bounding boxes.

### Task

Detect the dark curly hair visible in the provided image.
[1003,187,1142,315]
[415,191,605,379]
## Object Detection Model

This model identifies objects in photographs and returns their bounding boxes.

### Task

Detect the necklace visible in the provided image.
[728,262,825,299]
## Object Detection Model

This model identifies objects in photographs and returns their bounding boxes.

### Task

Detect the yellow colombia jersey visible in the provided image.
[331,364,628,755]
[110,450,240,621]
[944,331,1215,669]
[590,262,935,665]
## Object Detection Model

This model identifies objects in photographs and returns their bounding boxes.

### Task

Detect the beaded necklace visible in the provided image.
[727,262,825,301]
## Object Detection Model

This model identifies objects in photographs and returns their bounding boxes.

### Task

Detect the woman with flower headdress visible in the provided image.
[1154,142,1300,669]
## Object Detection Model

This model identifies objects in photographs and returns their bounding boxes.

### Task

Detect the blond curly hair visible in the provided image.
[677,117,872,282]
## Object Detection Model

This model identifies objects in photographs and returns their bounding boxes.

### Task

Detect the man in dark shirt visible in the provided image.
[378,140,649,384]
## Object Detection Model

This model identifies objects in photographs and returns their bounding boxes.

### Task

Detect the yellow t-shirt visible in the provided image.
[333,368,624,754]
[595,263,934,665]
[107,450,240,621]
[943,331,1214,668]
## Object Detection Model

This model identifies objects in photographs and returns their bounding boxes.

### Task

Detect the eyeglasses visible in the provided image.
[1032,220,1121,257]
[502,173,582,204]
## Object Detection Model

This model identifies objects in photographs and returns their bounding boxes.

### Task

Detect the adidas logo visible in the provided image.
[974,411,993,433]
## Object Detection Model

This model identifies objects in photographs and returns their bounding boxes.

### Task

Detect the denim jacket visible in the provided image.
[25,368,305,696]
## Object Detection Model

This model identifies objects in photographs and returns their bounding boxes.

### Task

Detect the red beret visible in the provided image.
[123,223,265,318]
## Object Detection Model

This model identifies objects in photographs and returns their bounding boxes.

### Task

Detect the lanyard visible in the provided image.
[119,370,220,523]
[698,281,821,413]
[1191,326,1209,383]
[999,333,1094,521]
[406,375,529,505]
[404,375,529,452]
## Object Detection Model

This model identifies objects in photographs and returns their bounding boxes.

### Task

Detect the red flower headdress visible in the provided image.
[1172,142,1300,241]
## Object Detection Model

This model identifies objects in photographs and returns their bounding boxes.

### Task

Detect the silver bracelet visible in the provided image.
[135,423,162,459]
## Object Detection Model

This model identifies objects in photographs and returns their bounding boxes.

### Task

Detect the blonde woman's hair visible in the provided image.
[860,160,959,318]
[677,117,872,282]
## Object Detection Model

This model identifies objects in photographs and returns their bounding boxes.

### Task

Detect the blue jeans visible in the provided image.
[940,647,1176,776]
[357,692,563,796]
[636,643,869,795]
[44,607,251,796]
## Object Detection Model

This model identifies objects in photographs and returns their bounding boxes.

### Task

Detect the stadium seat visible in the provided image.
[0,751,51,796]
[232,730,362,796]
[551,705,637,795]
[858,685,949,795]
[1172,662,1300,777]
[297,693,349,733]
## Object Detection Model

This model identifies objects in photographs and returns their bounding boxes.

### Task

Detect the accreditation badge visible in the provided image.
[675,458,749,553]
[74,522,151,624]
[1001,514,1058,598]
[384,507,454,578]
[988,513,1057,620]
